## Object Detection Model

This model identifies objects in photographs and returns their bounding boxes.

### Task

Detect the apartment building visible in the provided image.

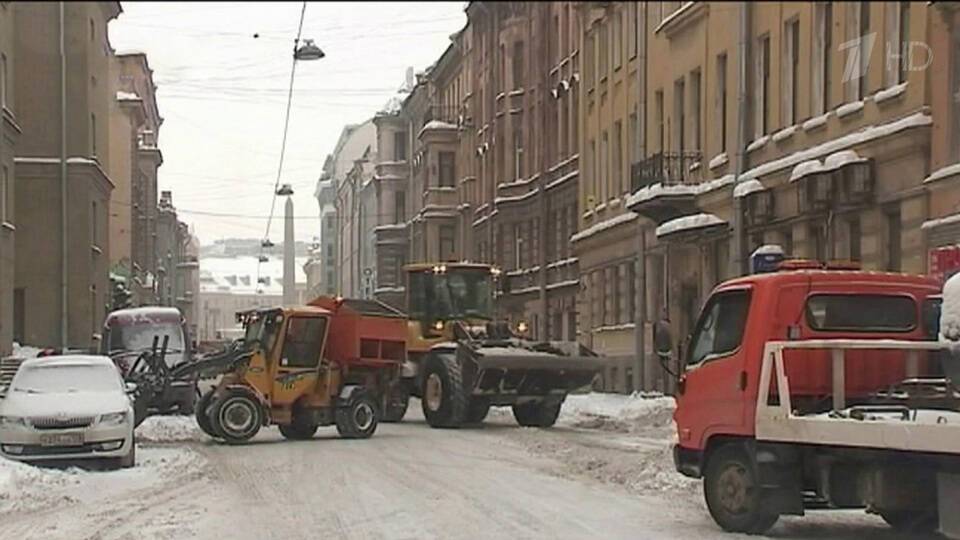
[13,1,121,349]
[622,1,936,392]
[574,2,644,391]
[0,2,19,355]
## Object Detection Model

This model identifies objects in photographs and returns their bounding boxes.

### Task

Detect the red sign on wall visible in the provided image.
[929,245,960,284]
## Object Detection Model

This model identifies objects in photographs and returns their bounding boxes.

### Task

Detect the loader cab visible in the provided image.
[405,263,497,340]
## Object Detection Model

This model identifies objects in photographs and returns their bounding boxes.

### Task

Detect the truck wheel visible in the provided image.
[879,509,939,533]
[335,388,379,439]
[210,390,263,444]
[279,405,318,440]
[512,400,562,427]
[195,390,218,438]
[382,384,410,423]
[420,353,468,428]
[704,445,779,534]
[465,399,490,424]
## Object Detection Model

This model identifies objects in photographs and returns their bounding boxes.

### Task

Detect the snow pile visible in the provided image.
[655,213,726,238]
[924,162,960,185]
[941,272,960,341]
[733,178,765,198]
[789,159,825,182]
[772,125,798,142]
[10,343,41,359]
[874,81,908,104]
[560,392,676,433]
[752,244,784,257]
[822,149,867,171]
[802,113,830,131]
[746,134,771,153]
[708,152,728,170]
[136,415,206,443]
[0,458,82,514]
[836,100,865,118]
[922,214,960,231]
[569,211,638,243]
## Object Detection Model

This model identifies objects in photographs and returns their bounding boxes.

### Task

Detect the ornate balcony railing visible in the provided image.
[630,151,703,192]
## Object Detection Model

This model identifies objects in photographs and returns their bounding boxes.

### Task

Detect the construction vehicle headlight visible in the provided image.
[0,416,26,428]
[433,321,445,331]
[517,321,529,333]
[99,411,129,426]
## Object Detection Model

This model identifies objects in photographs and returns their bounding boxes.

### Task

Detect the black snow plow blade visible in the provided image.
[447,341,602,402]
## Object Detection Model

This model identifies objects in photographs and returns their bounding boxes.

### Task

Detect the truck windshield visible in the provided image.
[687,290,751,366]
[409,270,494,321]
[243,310,283,353]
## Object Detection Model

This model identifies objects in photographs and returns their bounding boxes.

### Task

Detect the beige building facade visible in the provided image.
[0,2,20,355]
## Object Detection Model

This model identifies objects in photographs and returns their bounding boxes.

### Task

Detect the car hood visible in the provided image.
[0,391,131,418]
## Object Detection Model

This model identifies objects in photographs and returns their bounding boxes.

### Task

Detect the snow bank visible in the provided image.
[136,415,206,443]
[559,392,676,432]
[10,343,41,359]
[0,457,81,513]
[942,272,960,341]
[655,213,726,238]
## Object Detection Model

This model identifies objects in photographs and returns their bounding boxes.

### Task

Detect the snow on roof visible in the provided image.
[570,211,638,243]
[200,256,308,295]
[789,159,825,182]
[708,152,728,170]
[924,162,960,185]
[733,179,766,198]
[116,91,141,101]
[745,112,930,181]
[751,244,784,256]
[655,213,727,238]
[836,100,865,118]
[418,120,457,137]
[802,113,830,131]
[822,149,867,171]
[626,174,735,207]
[943,271,960,341]
[921,212,960,231]
[874,82,908,104]
[746,135,771,153]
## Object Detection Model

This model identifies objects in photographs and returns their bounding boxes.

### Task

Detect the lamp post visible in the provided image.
[279,184,296,305]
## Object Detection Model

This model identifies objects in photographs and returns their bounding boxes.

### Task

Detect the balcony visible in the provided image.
[375,160,408,181]
[627,151,704,224]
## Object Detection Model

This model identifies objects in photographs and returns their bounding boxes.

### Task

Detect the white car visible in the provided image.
[0,355,136,468]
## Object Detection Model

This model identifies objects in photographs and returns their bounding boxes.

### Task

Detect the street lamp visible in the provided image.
[294,39,325,61]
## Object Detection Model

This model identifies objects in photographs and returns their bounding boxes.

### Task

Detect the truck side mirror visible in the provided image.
[653,320,673,358]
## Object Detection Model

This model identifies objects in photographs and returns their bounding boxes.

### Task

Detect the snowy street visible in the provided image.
[0,393,935,540]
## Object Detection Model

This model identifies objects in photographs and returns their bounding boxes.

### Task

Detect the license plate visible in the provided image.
[39,433,84,447]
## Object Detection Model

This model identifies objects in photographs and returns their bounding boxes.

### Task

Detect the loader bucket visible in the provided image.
[453,342,602,404]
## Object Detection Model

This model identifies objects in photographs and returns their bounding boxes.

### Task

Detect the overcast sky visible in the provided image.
[108,2,466,245]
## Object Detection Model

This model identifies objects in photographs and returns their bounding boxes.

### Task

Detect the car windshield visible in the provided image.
[409,270,495,321]
[109,322,184,353]
[12,364,122,394]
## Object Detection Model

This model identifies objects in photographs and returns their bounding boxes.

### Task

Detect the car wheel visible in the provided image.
[703,445,779,534]
[209,389,263,444]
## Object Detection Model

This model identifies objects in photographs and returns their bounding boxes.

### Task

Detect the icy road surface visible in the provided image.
[0,394,937,540]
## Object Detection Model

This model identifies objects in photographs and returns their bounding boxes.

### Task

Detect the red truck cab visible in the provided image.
[671,264,946,533]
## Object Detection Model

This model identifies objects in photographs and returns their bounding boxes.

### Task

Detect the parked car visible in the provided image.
[101,306,197,414]
[0,355,136,468]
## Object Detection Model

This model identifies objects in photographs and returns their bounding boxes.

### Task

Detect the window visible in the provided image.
[612,10,623,70]
[756,35,770,137]
[499,44,506,93]
[588,139,596,199]
[891,1,911,84]
[784,19,800,125]
[281,317,328,368]
[953,30,960,161]
[0,53,7,109]
[629,112,638,163]
[394,191,405,223]
[848,215,861,261]
[716,53,728,152]
[601,131,609,199]
[91,201,98,245]
[813,3,833,114]
[393,131,407,161]
[1,165,8,223]
[690,69,701,153]
[514,127,524,180]
[782,227,794,256]
[438,151,455,187]
[805,294,916,332]
[512,41,525,89]
[655,90,664,152]
[858,2,871,99]
[674,78,685,153]
[586,33,595,89]
[439,225,456,261]
[613,121,623,194]
[91,113,97,156]
[628,2,638,59]
[598,22,608,78]
[687,289,751,366]
[89,19,95,42]
[809,223,826,261]
[886,207,902,271]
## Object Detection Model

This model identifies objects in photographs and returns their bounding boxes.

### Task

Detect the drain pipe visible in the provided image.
[59,1,69,349]
[729,1,750,278]
[634,2,649,392]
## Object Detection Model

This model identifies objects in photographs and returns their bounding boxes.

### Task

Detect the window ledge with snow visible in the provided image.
[655,213,727,238]
[772,125,798,143]
[733,178,766,199]
[609,197,622,208]
[802,113,830,132]
[874,82,908,105]
[924,162,960,185]
[836,100,865,119]
[746,135,771,153]
[708,152,729,170]
[1,222,14,232]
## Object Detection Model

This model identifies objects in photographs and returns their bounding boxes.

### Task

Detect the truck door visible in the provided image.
[272,316,328,407]
[675,288,753,449]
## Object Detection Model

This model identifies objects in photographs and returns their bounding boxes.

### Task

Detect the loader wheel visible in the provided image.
[465,399,490,424]
[335,388,379,439]
[704,445,779,534]
[879,509,939,534]
[279,406,318,440]
[195,391,218,438]
[382,383,410,423]
[210,390,263,444]
[512,400,562,428]
[421,353,468,428]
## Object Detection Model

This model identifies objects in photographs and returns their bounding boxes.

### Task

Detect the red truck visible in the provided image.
[668,260,960,536]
